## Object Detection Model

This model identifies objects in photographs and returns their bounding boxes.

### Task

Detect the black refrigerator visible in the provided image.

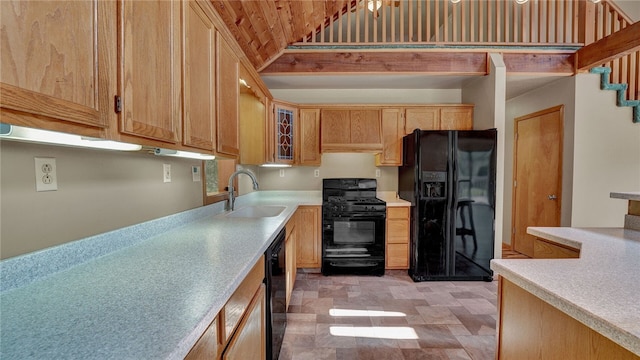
[398,129,497,282]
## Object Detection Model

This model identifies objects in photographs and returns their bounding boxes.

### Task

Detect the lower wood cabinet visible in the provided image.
[296,206,322,269]
[533,238,580,259]
[222,285,266,360]
[386,207,410,269]
[186,257,265,360]
[185,316,221,360]
[497,277,638,359]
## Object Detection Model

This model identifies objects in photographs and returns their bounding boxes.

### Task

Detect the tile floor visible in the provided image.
[279,270,498,360]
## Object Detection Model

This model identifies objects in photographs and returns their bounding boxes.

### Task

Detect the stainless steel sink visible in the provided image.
[226,205,286,218]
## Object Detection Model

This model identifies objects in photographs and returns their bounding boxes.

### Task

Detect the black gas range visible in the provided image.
[321,178,386,276]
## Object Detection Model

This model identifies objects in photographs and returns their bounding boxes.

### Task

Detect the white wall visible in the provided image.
[0,141,203,259]
[571,73,640,227]
[269,89,461,104]
[462,53,507,258]
[258,153,397,191]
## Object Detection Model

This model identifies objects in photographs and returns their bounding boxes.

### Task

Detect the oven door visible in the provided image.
[323,213,385,251]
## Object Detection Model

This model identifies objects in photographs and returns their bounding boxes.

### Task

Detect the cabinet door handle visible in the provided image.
[548,195,557,200]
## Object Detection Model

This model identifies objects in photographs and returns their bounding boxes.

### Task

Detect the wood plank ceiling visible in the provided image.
[209,0,355,71]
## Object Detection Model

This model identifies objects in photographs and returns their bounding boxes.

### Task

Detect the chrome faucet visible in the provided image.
[226,169,259,211]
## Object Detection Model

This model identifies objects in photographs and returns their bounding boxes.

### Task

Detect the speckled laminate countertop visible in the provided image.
[0,191,321,360]
[490,227,640,356]
[377,191,411,207]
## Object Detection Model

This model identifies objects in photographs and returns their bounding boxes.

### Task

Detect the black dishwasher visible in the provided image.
[264,228,286,360]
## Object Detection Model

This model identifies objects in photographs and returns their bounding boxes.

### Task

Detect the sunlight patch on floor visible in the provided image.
[329,309,406,317]
[329,326,419,340]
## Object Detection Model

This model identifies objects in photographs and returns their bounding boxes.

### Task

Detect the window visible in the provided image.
[203,158,237,205]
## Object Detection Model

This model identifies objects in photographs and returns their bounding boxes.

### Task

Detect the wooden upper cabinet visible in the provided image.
[405,107,439,134]
[0,0,110,131]
[321,109,351,147]
[440,106,473,130]
[404,106,473,134]
[182,0,216,152]
[298,109,321,166]
[272,101,297,165]
[118,0,181,143]
[376,108,404,166]
[239,64,267,165]
[216,32,240,157]
[321,108,382,152]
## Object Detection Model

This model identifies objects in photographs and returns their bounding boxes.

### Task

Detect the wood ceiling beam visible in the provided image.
[502,53,575,75]
[261,51,489,75]
[576,21,640,71]
[261,50,578,75]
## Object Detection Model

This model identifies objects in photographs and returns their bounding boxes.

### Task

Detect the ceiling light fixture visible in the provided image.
[515,0,529,4]
[154,148,216,160]
[590,0,601,3]
[450,0,461,4]
[367,0,382,12]
[0,123,142,151]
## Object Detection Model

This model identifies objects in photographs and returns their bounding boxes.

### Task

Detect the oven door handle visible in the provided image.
[348,213,386,219]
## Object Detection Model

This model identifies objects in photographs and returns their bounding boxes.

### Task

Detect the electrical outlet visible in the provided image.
[35,157,57,191]
[192,166,201,182]
[314,169,320,178]
[375,169,381,178]
[279,169,285,177]
[163,164,171,183]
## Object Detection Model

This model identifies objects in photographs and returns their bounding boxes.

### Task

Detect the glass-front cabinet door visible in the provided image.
[272,101,297,165]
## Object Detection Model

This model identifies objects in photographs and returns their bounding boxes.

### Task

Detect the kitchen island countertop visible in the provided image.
[491,227,640,356]
[0,191,321,359]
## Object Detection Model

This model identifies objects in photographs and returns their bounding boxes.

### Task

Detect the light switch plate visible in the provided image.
[375,169,381,178]
[35,157,57,192]
[279,169,285,177]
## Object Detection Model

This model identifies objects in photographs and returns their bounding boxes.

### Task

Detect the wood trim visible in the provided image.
[502,53,575,75]
[260,51,488,75]
[576,21,640,70]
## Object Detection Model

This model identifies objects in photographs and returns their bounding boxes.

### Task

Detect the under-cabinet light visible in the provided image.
[0,124,142,151]
[260,164,292,168]
[154,148,216,160]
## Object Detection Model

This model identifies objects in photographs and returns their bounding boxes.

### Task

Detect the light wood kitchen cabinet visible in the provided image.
[375,108,404,166]
[321,109,382,152]
[285,213,298,309]
[440,106,473,130]
[239,64,267,165]
[186,256,265,360]
[222,284,266,360]
[298,108,321,166]
[118,0,182,144]
[405,107,439,133]
[215,32,240,157]
[184,316,221,360]
[296,206,322,269]
[0,0,111,135]
[386,207,410,269]
[533,238,580,259]
[182,0,216,151]
[497,277,638,359]
[404,105,474,134]
[272,101,297,165]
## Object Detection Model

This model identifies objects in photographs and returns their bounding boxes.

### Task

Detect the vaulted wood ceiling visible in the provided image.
[210,0,355,71]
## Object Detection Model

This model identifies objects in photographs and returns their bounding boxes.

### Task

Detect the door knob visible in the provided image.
[548,195,557,200]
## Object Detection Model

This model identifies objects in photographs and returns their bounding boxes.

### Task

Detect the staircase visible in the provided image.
[589,67,640,124]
